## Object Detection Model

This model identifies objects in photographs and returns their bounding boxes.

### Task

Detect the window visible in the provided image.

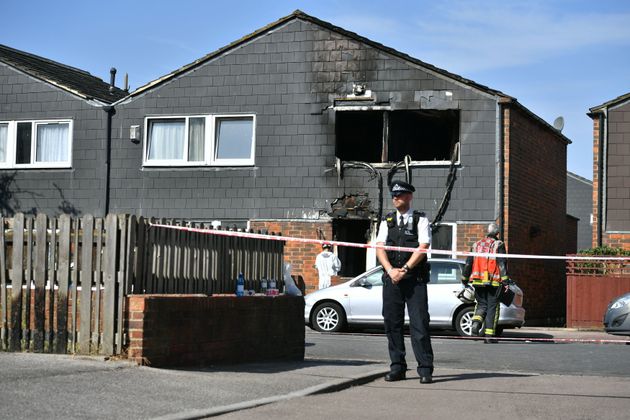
[429,262,462,284]
[0,120,72,168]
[144,114,255,167]
[336,110,459,164]
[430,223,457,258]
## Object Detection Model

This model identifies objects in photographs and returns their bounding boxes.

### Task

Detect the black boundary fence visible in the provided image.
[0,213,285,355]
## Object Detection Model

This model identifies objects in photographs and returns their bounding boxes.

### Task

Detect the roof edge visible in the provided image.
[503,98,572,145]
[124,9,511,101]
[589,91,630,113]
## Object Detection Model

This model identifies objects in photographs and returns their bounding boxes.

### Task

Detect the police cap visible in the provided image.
[390,180,415,197]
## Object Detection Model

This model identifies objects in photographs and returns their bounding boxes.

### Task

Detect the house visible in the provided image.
[566,171,593,251]
[0,44,127,216]
[0,11,571,324]
[589,92,630,250]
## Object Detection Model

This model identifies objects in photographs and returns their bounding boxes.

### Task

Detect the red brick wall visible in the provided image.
[127,295,305,367]
[504,105,568,325]
[250,220,332,293]
[457,223,488,252]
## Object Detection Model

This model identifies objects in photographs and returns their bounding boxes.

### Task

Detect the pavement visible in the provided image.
[1,328,628,419]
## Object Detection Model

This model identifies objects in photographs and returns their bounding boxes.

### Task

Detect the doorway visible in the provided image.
[332,219,371,277]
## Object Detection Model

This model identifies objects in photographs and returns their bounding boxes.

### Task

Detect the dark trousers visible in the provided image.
[473,285,500,336]
[382,275,434,376]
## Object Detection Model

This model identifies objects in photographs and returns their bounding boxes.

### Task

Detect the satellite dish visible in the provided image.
[553,116,564,132]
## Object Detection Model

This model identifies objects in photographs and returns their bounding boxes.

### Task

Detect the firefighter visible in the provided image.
[461,223,509,343]
[376,180,434,384]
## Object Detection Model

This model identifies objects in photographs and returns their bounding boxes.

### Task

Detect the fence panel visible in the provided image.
[33,213,47,352]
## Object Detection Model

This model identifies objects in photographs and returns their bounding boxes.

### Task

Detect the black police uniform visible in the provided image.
[382,210,434,377]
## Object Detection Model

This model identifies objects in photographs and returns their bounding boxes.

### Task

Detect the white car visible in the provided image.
[304,258,526,336]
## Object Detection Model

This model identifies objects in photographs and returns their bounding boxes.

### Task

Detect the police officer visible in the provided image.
[461,223,509,343]
[376,180,434,384]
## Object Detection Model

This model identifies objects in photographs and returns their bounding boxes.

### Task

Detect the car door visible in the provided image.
[427,261,466,326]
[346,268,384,324]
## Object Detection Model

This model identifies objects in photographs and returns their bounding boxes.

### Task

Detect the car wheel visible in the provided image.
[455,306,475,336]
[312,302,346,332]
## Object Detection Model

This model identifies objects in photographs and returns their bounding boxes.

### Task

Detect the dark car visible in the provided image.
[604,292,630,336]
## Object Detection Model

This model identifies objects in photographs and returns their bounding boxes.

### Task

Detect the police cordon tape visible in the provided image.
[430,334,630,344]
[148,222,630,262]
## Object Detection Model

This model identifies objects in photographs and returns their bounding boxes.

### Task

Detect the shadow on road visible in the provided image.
[165,358,383,375]
[433,371,535,384]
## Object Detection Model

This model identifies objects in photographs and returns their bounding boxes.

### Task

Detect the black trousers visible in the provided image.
[382,275,434,376]
[473,285,501,336]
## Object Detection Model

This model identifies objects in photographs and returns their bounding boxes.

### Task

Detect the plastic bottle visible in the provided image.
[261,277,268,295]
[236,272,245,297]
[269,277,277,295]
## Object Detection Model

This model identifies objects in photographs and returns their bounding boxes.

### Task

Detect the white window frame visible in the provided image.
[0,119,73,169]
[143,114,256,167]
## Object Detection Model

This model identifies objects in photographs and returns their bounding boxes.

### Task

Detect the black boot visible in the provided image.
[471,320,481,336]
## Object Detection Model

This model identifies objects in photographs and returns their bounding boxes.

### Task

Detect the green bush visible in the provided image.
[573,246,630,275]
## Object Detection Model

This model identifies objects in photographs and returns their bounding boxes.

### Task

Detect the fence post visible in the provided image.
[33,213,48,352]
[79,214,94,353]
[0,217,7,350]
[55,214,71,353]
[101,214,117,355]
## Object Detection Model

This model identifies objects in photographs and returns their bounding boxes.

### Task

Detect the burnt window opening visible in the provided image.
[336,110,460,163]
[333,218,371,277]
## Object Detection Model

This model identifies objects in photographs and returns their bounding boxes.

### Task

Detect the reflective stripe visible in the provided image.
[484,328,495,335]
[472,315,483,322]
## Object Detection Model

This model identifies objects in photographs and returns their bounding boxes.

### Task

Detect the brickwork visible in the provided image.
[250,219,332,293]
[592,116,601,247]
[126,294,305,367]
[456,223,489,252]
[503,105,568,324]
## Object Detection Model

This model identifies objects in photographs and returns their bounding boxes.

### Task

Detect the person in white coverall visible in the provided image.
[314,243,341,289]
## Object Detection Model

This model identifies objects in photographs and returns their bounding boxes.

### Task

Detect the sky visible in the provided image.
[2,0,629,181]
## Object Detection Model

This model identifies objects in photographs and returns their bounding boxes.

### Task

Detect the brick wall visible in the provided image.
[127,295,305,367]
[592,115,601,247]
[457,223,488,252]
[566,215,578,254]
[504,105,568,324]
[250,219,332,293]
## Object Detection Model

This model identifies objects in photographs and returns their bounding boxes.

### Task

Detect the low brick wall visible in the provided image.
[127,295,305,367]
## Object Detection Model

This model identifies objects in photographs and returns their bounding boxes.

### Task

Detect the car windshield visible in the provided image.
[429,262,462,284]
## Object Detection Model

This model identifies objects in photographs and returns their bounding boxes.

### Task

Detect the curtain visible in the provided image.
[148,119,185,160]
[188,117,205,161]
[215,118,253,159]
[36,123,69,162]
[0,123,7,162]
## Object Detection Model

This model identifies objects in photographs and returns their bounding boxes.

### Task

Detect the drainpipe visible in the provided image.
[102,105,115,216]
[596,112,605,247]
[498,102,505,240]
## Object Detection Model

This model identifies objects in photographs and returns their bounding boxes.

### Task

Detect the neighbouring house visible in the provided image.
[0,11,571,324]
[0,44,127,216]
[589,91,630,250]
[567,171,593,251]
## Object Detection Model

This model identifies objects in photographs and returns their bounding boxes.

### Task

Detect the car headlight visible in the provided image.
[611,298,630,310]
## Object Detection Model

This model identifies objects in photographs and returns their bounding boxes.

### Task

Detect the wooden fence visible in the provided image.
[0,213,285,355]
[566,259,630,328]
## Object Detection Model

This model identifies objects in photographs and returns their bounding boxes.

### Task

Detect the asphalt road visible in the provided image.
[305,329,630,377]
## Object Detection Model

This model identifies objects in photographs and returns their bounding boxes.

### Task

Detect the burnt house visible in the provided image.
[589,91,630,249]
[0,11,570,324]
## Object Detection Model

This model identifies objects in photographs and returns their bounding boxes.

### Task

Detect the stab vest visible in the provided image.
[385,210,429,281]
[470,237,503,286]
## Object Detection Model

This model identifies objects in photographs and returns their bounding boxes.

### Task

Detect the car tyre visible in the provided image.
[455,306,475,336]
[312,302,346,332]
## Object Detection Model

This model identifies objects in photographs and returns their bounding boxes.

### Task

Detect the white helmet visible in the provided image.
[457,285,475,304]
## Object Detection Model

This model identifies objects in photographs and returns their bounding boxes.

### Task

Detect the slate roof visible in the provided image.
[123,10,570,144]
[126,10,509,100]
[0,44,127,104]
